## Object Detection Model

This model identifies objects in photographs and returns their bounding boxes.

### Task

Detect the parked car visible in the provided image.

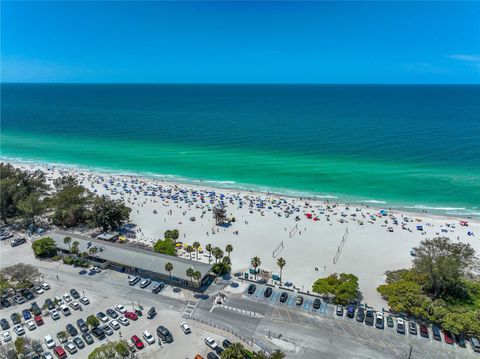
[386,316,394,328]
[22,309,32,320]
[152,282,165,294]
[147,307,157,319]
[40,283,50,290]
[143,331,155,345]
[73,336,85,349]
[313,298,321,309]
[264,287,273,298]
[365,310,374,326]
[375,312,384,329]
[66,323,78,337]
[91,326,105,340]
[53,346,67,359]
[11,237,27,247]
[0,319,10,330]
[42,352,54,359]
[62,294,72,303]
[247,284,256,295]
[106,308,118,318]
[109,320,120,330]
[33,340,43,354]
[56,332,68,344]
[64,342,77,354]
[157,325,173,343]
[26,320,37,331]
[117,316,129,326]
[103,325,113,336]
[128,276,141,286]
[444,331,454,345]
[20,289,34,300]
[346,306,355,318]
[432,325,442,341]
[396,318,406,334]
[124,311,138,321]
[80,297,90,305]
[2,331,12,342]
[204,337,218,350]
[336,305,344,316]
[419,324,429,338]
[115,304,127,313]
[181,322,191,334]
[31,302,42,315]
[356,308,365,322]
[77,319,88,333]
[222,339,232,348]
[45,298,55,310]
[1,298,11,308]
[96,312,108,322]
[11,313,21,324]
[408,322,417,335]
[34,287,44,295]
[455,334,466,348]
[34,315,44,326]
[131,335,144,349]
[279,292,288,303]
[59,304,71,316]
[295,296,304,306]
[470,337,480,353]
[139,279,151,288]
[70,289,80,299]
[50,309,60,320]
[44,335,56,349]
[207,352,219,359]
[82,331,94,345]
[13,324,25,336]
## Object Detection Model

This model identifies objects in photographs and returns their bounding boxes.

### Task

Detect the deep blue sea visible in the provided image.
[1,84,479,217]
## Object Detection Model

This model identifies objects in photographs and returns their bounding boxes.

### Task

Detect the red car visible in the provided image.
[125,311,138,320]
[131,335,144,349]
[34,315,44,326]
[53,346,67,359]
[444,331,454,345]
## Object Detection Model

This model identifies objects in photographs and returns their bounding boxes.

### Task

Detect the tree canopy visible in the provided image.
[32,237,57,257]
[312,273,360,304]
[1,263,40,290]
[153,238,177,256]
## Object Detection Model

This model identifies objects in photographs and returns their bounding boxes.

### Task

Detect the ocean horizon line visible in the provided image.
[2,82,479,86]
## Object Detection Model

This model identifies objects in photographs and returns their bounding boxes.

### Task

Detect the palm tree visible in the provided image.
[225,244,233,258]
[192,271,202,286]
[277,257,286,284]
[222,342,246,358]
[165,262,173,282]
[192,241,200,261]
[213,247,224,264]
[63,237,72,251]
[222,256,231,266]
[71,241,80,256]
[186,245,194,260]
[81,252,89,260]
[88,247,98,257]
[186,268,195,285]
[205,244,212,264]
[251,256,261,280]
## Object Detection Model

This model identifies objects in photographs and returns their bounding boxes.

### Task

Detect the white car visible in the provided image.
[62,293,72,302]
[2,331,11,342]
[33,287,44,295]
[115,304,127,313]
[109,320,120,330]
[117,316,129,326]
[13,324,25,336]
[204,337,218,350]
[143,331,155,345]
[65,342,77,354]
[80,297,90,305]
[40,283,50,290]
[44,335,56,349]
[180,322,191,334]
[42,353,54,359]
[54,296,64,305]
[69,301,80,310]
[25,320,37,331]
[49,309,60,320]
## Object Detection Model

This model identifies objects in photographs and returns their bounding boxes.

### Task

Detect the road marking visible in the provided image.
[182,301,198,317]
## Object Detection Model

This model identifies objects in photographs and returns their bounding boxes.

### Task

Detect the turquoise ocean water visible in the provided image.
[1,84,479,217]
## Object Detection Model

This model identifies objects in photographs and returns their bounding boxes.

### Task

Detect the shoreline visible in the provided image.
[2,156,478,221]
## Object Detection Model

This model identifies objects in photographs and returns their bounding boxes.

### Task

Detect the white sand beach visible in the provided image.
[9,161,480,310]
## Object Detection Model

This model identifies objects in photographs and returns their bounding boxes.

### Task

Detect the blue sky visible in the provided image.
[2,1,479,84]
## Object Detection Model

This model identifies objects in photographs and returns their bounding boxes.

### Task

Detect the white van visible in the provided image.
[129,276,141,286]
[59,304,71,316]
[44,335,56,349]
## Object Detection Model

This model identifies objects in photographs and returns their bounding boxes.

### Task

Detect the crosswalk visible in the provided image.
[182,301,198,318]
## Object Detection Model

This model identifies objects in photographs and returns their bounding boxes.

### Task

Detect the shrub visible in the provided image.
[153,238,176,256]
[62,256,74,265]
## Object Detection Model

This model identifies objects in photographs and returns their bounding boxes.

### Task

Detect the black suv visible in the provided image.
[0,319,10,330]
[77,319,88,333]
[45,298,55,310]
[66,323,78,337]
[70,289,80,299]
[365,310,374,326]
[157,325,173,343]
[147,307,157,319]
[20,289,34,300]
[82,332,94,345]
[279,292,288,303]
[91,326,105,340]
[264,287,273,298]
[106,309,118,318]
[247,284,256,295]
[313,298,321,309]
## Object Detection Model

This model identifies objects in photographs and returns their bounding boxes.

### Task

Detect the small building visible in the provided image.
[97,231,120,242]
[50,230,213,289]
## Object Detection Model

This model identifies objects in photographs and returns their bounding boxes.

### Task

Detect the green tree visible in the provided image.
[251,256,261,280]
[63,236,72,251]
[153,238,176,256]
[192,241,200,261]
[193,271,202,286]
[90,195,131,231]
[88,246,98,257]
[213,247,224,264]
[277,257,286,284]
[165,262,173,281]
[1,263,40,290]
[222,256,231,266]
[206,244,213,264]
[17,193,46,227]
[164,229,179,242]
[225,244,233,258]
[186,268,195,285]
[31,237,57,258]
[312,273,360,305]
[14,337,25,355]
[0,272,11,295]
[114,340,130,358]
[86,314,100,328]
[71,241,80,256]
[413,236,477,298]
[221,342,246,359]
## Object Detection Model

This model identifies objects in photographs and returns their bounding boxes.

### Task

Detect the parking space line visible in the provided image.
[270,291,280,304]
[303,299,312,311]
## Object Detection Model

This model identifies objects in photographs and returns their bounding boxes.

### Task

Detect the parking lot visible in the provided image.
[242,283,480,358]
[0,240,247,359]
